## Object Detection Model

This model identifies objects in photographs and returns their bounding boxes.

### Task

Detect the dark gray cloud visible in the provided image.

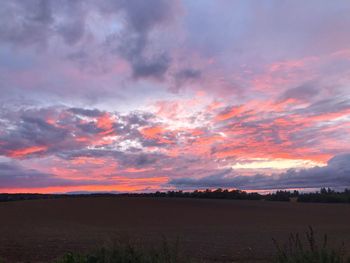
[118,0,175,32]
[169,154,350,190]
[105,0,178,79]
[171,68,201,92]
[0,0,178,79]
[175,68,201,80]
[55,0,86,46]
[68,108,104,117]
[131,53,171,79]
[121,111,154,126]
[279,83,318,102]
[0,0,51,47]
[58,148,167,170]
[118,152,159,168]
[298,97,350,117]
[0,0,86,47]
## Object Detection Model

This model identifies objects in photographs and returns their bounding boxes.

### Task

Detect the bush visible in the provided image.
[273,227,350,263]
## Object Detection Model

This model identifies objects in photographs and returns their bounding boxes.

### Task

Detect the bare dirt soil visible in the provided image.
[0,197,349,262]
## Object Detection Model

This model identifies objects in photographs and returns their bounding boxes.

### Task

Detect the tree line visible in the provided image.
[1,188,349,203]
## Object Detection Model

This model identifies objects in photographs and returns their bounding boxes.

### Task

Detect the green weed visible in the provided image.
[273,227,350,263]
[55,238,192,263]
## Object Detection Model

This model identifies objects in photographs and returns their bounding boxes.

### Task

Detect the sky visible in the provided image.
[0,0,350,193]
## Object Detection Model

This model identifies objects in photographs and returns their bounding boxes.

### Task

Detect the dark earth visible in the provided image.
[0,197,349,262]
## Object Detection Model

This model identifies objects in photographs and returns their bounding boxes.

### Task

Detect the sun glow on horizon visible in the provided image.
[231,158,326,170]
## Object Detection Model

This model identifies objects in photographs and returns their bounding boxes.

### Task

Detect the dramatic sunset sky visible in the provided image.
[0,0,349,193]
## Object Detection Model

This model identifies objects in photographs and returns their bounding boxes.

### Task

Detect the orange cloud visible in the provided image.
[71,157,106,165]
[141,126,165,138]
[96,113,115,135]
[124,167,154,173]
[8,146,47,158]
[215,105,244,121]
[140,125,173,144]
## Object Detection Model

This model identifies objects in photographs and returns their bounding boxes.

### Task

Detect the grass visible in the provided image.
[1,228,349,262]
[273,227,350,263]
[54,238,193,263]
[55,228,350,263]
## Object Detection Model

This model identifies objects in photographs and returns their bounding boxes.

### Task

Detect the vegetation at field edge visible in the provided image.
[273,227,350,263]
[1,188,349,204]
[54,238,194,263]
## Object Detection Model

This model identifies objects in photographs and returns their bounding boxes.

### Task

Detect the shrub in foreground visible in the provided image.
[273,227,350,263]
[55,239,191,263]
